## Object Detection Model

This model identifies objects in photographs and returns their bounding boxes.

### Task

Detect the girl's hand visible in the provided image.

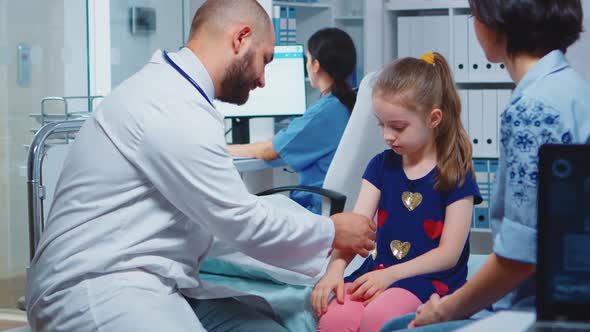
[311,270,344,317]
[348,269,396,305]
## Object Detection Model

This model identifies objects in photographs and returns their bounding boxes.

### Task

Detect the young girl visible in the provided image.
[311,52,482,332]
[382,1,590,331]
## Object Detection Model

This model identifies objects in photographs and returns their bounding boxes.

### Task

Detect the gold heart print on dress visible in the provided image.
[401,191,422,211]
[370,242,377,260]
[390,240,411,260]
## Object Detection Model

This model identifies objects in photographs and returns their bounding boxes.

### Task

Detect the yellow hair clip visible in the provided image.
[420,52,435,65]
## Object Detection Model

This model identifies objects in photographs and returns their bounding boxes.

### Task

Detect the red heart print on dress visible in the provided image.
[423,219,444,240]
[377,209,388,228]
[432,280,449,296]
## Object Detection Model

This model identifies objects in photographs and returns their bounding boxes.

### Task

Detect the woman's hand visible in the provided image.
[348,268,397,305]
[408,293,454,328]
[311,270,345,317]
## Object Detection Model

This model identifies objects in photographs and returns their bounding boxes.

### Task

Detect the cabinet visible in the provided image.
[272,0,366,105]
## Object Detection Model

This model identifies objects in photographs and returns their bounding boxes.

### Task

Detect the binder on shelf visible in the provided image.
[473,159,490,229]
[496,89,513,155]
[287,7,297,44]
[273,5,281,45]
[468,90,483,157]
[495,62,511,82]
[489,159,499,185]
[467,16,491,82]
[279,6,288,45]
[487,159,499,227]
[459,89,469,131]
[430,15,450,60]
[453,15,469,82]
[397,16,411,58]
[482,90,498,157]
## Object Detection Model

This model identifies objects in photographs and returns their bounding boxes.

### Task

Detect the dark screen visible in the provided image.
[541,147,590,306]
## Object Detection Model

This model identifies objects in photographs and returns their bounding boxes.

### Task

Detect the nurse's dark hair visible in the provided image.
[373,53,473,192]
[468,0,583,56]
[189,0,270,40]
[307,28,357,112]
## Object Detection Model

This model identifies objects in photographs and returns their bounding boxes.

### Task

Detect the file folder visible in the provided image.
[453,15,469,82]
[473,159,490,229]
[468,90,483,157]
[482,90,498,157]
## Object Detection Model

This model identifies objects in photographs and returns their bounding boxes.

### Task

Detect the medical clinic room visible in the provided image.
[2,0,590,331]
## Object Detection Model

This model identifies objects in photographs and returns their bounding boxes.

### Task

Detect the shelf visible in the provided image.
[456,80,513,84]
[273,1,332,9]
[470,228,492,233]
[334,16,364,21]
[386,0,468,11]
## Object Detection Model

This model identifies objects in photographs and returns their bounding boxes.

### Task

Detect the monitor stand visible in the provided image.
[231,117,250,144]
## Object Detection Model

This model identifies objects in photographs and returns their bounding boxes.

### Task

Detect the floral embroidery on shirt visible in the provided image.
[500,98,572,207]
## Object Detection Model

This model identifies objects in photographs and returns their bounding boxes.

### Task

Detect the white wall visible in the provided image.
[64,0,90,97]
[110,0,184,89]
[567,0,590,82]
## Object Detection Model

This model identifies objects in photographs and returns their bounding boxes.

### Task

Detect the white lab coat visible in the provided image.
[26,48,335,331]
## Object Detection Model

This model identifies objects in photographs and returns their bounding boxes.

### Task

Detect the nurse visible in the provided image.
[25,1,376,331]
[228,28,357,214]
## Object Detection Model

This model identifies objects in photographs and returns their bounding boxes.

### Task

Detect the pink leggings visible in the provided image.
[317,283,422,332]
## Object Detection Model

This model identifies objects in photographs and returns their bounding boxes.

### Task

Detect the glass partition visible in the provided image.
[0,0,89,314]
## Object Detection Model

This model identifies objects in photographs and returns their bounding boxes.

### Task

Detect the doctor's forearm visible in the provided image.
[441,253,535,319]
[227,141,279,160]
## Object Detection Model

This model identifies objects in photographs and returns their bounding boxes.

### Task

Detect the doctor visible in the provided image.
[25,1,376,331]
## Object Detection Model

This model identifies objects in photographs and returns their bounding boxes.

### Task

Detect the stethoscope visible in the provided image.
[162,50,215,108]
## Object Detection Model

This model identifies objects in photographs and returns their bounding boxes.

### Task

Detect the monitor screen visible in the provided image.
[214,45,306,118]
[537,145,590,319]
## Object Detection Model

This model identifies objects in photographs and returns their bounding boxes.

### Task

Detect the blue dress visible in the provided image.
[344,150,482,302]
[272,93,350,214]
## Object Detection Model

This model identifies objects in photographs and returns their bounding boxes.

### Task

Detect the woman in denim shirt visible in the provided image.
[381,1,590,331]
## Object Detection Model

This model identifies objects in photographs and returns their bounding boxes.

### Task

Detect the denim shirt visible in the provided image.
[490,50,590,309]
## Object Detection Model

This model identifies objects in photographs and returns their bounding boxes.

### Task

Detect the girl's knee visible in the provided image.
[317,299,364,331]
[359,289,422,332]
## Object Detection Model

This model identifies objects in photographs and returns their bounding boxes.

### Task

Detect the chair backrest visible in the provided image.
[322,71,388,213]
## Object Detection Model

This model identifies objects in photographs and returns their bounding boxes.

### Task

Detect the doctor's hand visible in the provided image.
[330,212,376,257]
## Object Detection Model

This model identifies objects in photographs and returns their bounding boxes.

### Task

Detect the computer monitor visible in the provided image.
[214,45,307,143]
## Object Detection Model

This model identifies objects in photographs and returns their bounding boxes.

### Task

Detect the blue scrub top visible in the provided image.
[272,93,350,214]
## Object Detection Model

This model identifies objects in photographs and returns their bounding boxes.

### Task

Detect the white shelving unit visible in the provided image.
[271,0,366,105]
[273,0,332,8]
[385,0,469,11]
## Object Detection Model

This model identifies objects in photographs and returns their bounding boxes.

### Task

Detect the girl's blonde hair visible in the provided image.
[373,52,473,192]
